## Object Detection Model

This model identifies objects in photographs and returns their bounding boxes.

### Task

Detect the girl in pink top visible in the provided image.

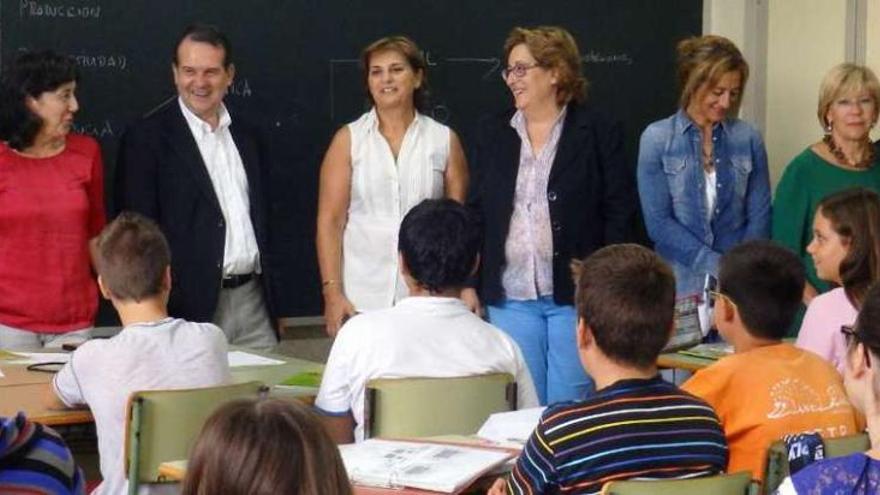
[797,187,880,372]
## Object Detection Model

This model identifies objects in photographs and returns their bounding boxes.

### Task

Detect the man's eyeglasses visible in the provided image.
[501,62,542,80]
[841,324,872,368]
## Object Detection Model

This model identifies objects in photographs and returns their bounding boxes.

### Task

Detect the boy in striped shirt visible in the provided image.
[491,244,728,495]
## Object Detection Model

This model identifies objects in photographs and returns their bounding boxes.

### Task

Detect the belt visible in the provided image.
[221,273,254,289]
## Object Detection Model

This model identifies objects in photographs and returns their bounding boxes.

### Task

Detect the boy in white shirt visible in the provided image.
[46,212,231,495]
[316,199,539,443]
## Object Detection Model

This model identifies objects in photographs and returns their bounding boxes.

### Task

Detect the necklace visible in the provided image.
[702,146,714,171]
[824,134,875,170]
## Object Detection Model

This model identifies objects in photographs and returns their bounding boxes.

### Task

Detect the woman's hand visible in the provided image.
[487,478,508,495]
[323,288,356,337]
[460,287,483,317]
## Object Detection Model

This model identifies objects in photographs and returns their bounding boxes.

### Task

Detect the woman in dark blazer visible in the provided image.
[466,26,637,404]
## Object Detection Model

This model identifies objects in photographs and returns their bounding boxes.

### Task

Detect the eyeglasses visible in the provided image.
[501,62,542,80]
[841,324,872,368]
[707,290,736,310]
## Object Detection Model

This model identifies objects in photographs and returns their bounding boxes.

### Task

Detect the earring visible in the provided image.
[825,122,833,134]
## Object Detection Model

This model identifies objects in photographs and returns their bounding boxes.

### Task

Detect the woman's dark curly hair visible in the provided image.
[0,50,79,150]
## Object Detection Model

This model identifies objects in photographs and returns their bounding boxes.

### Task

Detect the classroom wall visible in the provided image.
[868,0,880,75]
[765,0,848,184]
[705,0,878,187]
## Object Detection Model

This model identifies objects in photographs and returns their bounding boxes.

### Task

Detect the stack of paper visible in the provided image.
[226,351,285,367]
[338,439,512,493]
[477,407,545,446]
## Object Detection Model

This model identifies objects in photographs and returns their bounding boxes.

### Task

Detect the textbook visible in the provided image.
[677,342,734,360]
[338,439,512,493]
[477,407,545,446]
[278,371,322,387]
[663,295,704,351]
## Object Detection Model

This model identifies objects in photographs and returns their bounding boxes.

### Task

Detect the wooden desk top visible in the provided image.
[656,352,716,372]
[0,382,93,425]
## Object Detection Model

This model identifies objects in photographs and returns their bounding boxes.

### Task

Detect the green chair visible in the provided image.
[602,471,753,495]
[363,373,516,439]
[124,381,268,495]
[762,432,870,494]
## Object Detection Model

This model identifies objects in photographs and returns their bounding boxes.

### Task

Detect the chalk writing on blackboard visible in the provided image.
[19,2,101,19]
[431,104,450,124]
[73,53,127,70]
[444,57,501,80]
[72,119,114,139]
[582,52,633,65]
[228,78,252,98]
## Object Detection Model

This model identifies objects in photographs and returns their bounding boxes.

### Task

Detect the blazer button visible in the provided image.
[218,220,225,228]
[553,251,560,257]
[552,221,562,232]
[548,191,558,202]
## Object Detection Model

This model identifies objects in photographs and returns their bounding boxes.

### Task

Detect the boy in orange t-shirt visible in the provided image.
[682,241,859,483]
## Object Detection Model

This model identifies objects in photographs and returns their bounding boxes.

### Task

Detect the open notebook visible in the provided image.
[339,439,512,494]
[663,295,704,352]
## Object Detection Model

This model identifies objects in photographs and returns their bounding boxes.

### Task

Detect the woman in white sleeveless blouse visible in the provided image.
[317,36,468,336]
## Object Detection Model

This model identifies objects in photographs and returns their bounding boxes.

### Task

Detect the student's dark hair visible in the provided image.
[93,211,171,302]
[360,35,430,113]
[181,398,352,495]
[173,23,233,68]
[0,50,79,151]
[852,283,880,361]
[816,187,880,308]
[398,199,481,293]
[573,244,676,369]
[718,240,805,339]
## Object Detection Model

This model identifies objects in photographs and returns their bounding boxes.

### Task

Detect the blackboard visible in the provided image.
[2,0,702,320]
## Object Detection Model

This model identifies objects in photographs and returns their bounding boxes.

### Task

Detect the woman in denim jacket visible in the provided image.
[637,35,771,300]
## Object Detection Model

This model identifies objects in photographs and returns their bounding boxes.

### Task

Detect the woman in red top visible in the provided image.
[0,51,105,348]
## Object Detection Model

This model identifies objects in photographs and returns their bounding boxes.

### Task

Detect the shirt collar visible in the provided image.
[365,106,422,134]
[178,97,232,138]
[509,106,568,135]
[394,296,468,311]
[674,107,729,135]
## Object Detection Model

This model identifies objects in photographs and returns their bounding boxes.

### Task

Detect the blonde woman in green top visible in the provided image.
[773,63,880,305]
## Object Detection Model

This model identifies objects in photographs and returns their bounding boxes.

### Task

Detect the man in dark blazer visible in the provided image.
[115,24,276,350]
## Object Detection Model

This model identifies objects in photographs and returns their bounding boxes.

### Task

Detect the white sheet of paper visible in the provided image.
[477,406,546,445]
[227,351,285,368]
[339,439,512,493]
[7,352,71,365]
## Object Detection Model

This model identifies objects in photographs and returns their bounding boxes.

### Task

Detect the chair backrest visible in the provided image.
[364,373,516,439]
[602,471,753,495]
[763,432,870,494]
[124,381,267,494]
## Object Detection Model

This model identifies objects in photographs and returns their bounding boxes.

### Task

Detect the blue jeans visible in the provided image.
[488,296,594,405]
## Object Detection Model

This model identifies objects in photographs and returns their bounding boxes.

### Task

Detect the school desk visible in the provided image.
[656,352,716,372]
